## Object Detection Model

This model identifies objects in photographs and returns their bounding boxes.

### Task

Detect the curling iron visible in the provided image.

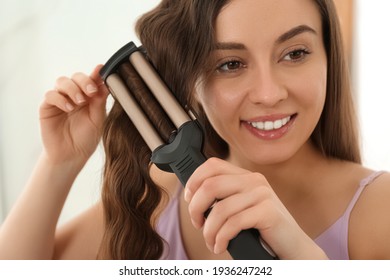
[100,41,276,260]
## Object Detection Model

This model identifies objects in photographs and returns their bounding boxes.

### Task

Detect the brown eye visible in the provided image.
[283,49,310,62]
[289,50,304,60]
[218,60,243,72]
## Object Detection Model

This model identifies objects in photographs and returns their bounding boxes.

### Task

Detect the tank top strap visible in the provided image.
[315,170,386,259]
[344,171,386,216]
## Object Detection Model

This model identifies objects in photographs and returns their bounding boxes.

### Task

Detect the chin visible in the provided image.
[236,146,299,168]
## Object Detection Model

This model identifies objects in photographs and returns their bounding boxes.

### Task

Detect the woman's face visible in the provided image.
[197,0,327,167]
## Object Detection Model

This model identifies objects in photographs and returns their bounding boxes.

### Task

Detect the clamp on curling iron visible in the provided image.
[100,41,277,260]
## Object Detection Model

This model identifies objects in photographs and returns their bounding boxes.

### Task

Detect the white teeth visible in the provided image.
[274,120,282,129]
[264,121,274,130]
[249,116,291,131]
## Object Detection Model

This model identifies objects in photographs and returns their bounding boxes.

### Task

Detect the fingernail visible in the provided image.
[86,84,98,94]
[191,218,200,229]
[214,245,221,255]
[206,243,213,252]
[184,189,192,202]
[76,93,86,104]
[65,103,74,111]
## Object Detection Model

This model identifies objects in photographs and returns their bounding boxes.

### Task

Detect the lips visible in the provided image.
[247,115,291,131]
[243,114,297,140]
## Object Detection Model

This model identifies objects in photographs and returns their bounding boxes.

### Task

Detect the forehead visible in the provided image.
[216,0,322,44]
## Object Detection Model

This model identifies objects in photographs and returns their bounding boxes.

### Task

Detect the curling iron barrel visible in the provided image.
[100,41,277,260]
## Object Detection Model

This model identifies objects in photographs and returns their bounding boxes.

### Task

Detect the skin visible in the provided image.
[185,0,329,258]
[198,0,327,168]
[183,0,390,259]
[1,0,390,260]
[0,66,108,259]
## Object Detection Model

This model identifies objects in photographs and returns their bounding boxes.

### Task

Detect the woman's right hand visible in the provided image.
[39,65,109,165]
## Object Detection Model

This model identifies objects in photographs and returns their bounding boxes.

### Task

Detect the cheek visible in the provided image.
[197,81,242,122]
[196,82,243,144]
[310,70,327,113]
[294,64,327,114]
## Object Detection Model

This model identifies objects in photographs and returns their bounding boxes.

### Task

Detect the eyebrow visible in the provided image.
[276,24,317,44]
[214,24,317,50]
[214,42,246,50]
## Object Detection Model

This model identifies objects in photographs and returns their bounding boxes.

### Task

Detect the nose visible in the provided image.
[247,64,288,107]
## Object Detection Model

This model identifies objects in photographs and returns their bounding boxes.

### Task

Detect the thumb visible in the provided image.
[90,64,109,96]
[88,64,109,125]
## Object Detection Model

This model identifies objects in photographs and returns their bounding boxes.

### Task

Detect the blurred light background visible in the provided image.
[0,0,389,224]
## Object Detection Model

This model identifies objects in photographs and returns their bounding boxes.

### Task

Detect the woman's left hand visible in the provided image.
[184,157,327,260]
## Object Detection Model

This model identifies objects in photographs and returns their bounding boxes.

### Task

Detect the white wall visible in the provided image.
[0,0,389,225]
[354,1,390,170]
[0,0,159,223]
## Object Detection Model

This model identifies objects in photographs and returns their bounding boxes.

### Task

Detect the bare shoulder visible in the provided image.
[349,169,390,259]
[54,202,104,259]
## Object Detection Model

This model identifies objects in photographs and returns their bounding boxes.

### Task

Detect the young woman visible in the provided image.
[1,0,390,260]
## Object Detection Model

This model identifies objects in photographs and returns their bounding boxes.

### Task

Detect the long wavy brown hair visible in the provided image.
[97,0,360,259]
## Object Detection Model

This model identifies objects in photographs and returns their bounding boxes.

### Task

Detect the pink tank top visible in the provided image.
[156,171,385,260]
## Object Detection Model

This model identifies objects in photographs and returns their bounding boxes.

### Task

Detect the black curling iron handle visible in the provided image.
[151,121,276,260]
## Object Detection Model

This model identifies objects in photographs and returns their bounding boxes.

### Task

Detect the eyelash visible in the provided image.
[215,48,311,73]
[282,48,311,63]
[216,59,245,73]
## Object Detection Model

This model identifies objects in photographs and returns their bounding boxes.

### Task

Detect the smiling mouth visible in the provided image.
[247,114,296,131]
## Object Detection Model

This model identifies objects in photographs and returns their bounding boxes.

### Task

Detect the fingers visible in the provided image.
[187,173,252,228]
[90,64,110,96]
[41,89,75,113]
[41,75,89,115]
[185,159,317,259]
[204,186,274,254]
[41,65,108,115]
[185,157,248,202]
[212,205,264,255]
[186,160,269,228]
[54,75,88,107]
[90,64,104,85]
[184,157,275,255]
